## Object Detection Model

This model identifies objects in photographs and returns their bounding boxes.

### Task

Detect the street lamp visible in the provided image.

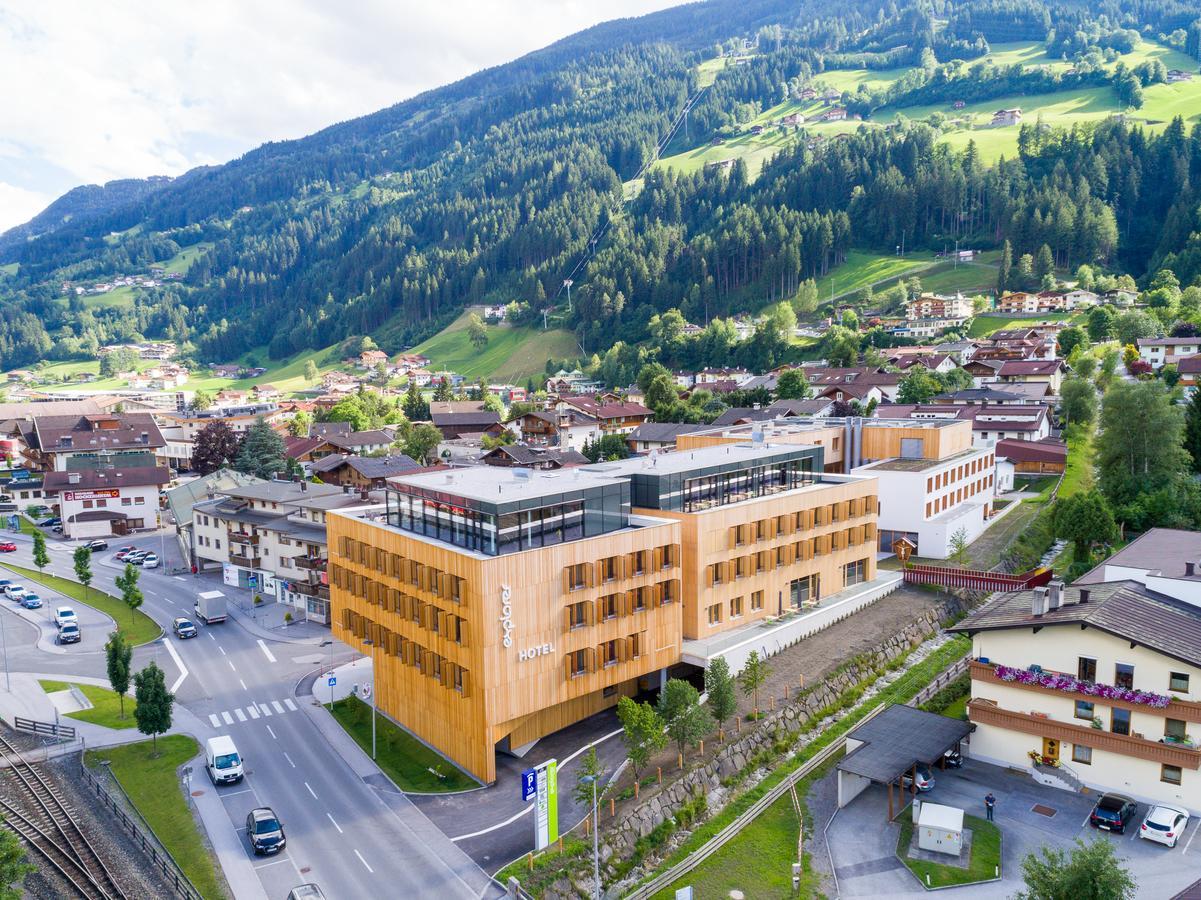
[362,637,377,760]
[581,774,600,900]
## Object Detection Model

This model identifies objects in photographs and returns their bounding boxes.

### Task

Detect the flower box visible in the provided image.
[993,664,1171,709]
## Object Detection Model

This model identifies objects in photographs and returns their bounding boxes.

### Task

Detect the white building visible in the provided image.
[1138,337,1201,370]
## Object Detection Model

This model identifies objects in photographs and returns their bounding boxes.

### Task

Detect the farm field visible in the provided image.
[410,311,578,382]
[967,311,1079,338]
[81,284,138,310]
[653,125,800,180]
[0,263,17,276]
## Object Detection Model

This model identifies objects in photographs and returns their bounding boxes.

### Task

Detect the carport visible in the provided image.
[836,704,972,819]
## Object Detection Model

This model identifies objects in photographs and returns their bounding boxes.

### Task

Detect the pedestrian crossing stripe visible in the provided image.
[208,714,220,727]
[234,708,247,722]
[259,702,273,717]
[271,700,285,714]
[247,705,260,719]
[206,700,301,728]
[283,698,297,711]
[221,711,233,725]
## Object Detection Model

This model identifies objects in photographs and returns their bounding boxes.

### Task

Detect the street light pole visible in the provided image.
[582,774,600,899]
[1,608,8,692]
[363,637,377,760]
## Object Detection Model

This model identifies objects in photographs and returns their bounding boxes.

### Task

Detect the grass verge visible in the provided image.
[896,804,1002,887]
[0,563,160,646]
[86,736,225,900]
[38,679,136,729]
[329,695,477,792]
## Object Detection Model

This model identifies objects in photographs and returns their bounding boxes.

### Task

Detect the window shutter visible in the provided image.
[563,566,572,594]
[564,606,574,632]
[564,654,574,681]
[586,647,596,673]
[460,669,471,698]
[594,598,606,622]
[617,639,629,662]
[652,546,663,571]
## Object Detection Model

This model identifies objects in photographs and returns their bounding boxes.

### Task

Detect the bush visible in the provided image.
[919,674,970,716]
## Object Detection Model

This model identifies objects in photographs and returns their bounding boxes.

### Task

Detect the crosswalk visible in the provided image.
[208,697,298,728]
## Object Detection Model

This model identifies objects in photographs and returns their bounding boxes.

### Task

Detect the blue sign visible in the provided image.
[521,768,537,802]
[327,676,336,687]
[7,515,16,530]
[247,574,258,589]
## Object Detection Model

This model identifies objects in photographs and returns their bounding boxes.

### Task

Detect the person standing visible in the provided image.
[985,792,996,821]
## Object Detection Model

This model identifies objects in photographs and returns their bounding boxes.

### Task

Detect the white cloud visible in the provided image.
[0,0,680,232]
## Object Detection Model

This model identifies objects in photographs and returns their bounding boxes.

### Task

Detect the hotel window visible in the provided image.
[1074,700,1094,721]
[568,563,588,591]
[600,639,618,668]
[453,667,464,693]
[732,524,747,547]
[600,556,619,583]
[601,594,620,621]
[1162,765,1183,786]
[733,556,747,580]
[730,596,743,619]
[630,587,647,613]
[707,604,723,626]
[755,551,767,574]
[751,590,764,611]
[1115,663,1134,690]
[710,562,725,585]
[1077,657,1097,682]
[776,546,787,568]
[1170,672,1190,693]
[660,544,676,569]
[568,602,588,630]
[755,519,769,542]
[843,559,866,587]
[1111,707,1131,735]
[1072,745,1092,765]
[570,649,587,678]
[629,632,643,659]
[660,580,678,606]
[630,551,646,576]
[1165,718,1188,741]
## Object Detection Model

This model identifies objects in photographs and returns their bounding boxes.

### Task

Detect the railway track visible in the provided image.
[0,734,127,900]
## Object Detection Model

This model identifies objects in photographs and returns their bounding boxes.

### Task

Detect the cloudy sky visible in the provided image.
[0,0,680,232]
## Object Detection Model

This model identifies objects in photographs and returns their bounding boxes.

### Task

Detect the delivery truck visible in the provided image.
[194,590,228,625]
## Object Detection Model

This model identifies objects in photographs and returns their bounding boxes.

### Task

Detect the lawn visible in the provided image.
[1058,424,1095,499]
[818,249,936,302]
[0,263,17,277]
[160,242,212,275]
[695,56,727,89]
[81,284,138,310]
[917,260,999,296]
[409,311,578,382]
[180,343,345,395]
[86,736,225,900]
[0,563,161,646]
[654,124,802,181]
[38,679,136,729]
[15,514,41,536]
[967,312,1078,338]
[329,695,477,792]
[895,805,1002,888]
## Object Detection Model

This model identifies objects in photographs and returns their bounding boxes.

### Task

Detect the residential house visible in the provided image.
[906,293,973,321]
[509,409,598,452]
[1138,337,1201,370]
[554,396,653,438]
[625,423,713,453]
[430,410,504,440]
[479,445,589,469]
[995,437,1067,474]
[309,453,420,489]
[996,359,1066,394]
[991,107,1022,126]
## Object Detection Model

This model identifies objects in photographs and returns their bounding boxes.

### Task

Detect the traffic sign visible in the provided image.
[521,768,536,802]
[327,675,337,688]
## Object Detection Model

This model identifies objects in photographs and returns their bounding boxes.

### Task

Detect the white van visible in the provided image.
[205,735,244,785]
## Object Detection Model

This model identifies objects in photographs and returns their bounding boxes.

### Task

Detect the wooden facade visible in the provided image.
[328,511,682,784]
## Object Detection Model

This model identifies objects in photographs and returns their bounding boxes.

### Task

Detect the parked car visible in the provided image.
[56,623,80,644]
[0,580,11,590]
[942,748,963,768]
[901,764,936,792]
[0,542,16,552]
[52,525,63,534]
[1091,794,1138,833]
[287,885,326,900]
[38,517,60,528]
[141,553,160,569]
[84,539,108,551]
[53,606,77,628]
[245,808,286,855]
[114,546,137,561]
[172,617,198,639]
[126,551,149,565]
[3,585,25,600]
[20,594,42,610]
[1140,804,1190,848]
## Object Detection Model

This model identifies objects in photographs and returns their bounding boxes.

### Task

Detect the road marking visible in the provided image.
[266,724,277,740]
[218,788,254,797]
[271,700,285,714]
[327,812,343,834]
[1183,817,1201,854]
[207,632,215,641]
[354,850,373,873]
[304,782,318,800]
[239,678,247,691]
[221,711,234,725]
[227,660,237,673]
[253,858,292,870]
[218,645,226,655]
[283,698,297,711]
[208,714,220,727]
[234,708,247,722]
[259,703,273,717]
[452,804,532,842]
[247,706,260,719]
[174,576,185,581]
[283,752,295,768]
[161,633,189,693]
[257,639,277,663]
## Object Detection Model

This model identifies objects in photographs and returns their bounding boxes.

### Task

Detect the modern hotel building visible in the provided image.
[328,441,883,783]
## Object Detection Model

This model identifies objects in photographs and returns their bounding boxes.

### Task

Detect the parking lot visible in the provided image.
[825,758,1201,898]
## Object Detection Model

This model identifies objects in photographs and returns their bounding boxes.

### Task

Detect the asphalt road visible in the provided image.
[0,527,500,900]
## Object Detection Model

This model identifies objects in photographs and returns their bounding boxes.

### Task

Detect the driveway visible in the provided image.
[825,759,1201,898]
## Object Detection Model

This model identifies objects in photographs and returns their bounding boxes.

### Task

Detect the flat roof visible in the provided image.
[837,705,971,783]
[219,481,345,504]
[857,447,980,473]
[1075,528,1201,584]
[389,465,629,505]
[591,441,815,477]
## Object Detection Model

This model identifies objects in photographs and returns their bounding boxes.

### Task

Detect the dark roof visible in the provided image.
[627,423,711,443]
[1172,877,1201,900]
[44,467,170,492]
[309,421,352,437]
[995,438,1067,463]
[950,581,1201,669]
[998,359,1063,376]
[560,397,653,419]
[430,411,502,428]
[1178,356,1201,374]
[837,705,971,783]
[483,445,588,466]
[310,453,420,479]
[1075,528,1201,585]
[710,407,774,426]
[932,388,1025,403]
[429,401,487,415]
[284,436,328,459]
[31,413,165,452]
[768,399,834,416]
[324,429,395,449]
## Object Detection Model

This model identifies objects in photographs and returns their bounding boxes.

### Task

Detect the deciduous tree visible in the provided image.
[73,545,93,603]
[657,679,713,757]
[1015,837,1135,900]
[1053,491,1117,563]
[32,530,48,575]
[616,696,666,779]
[704,657,737,739]
[191,420,241,474]
[105,630,132,719]
[116,563,144,627]
[739,651,770,719]
[775,369,812,400]
[1058,378,1097,427]
[1096,380,1188,508]
[133,662,174,754]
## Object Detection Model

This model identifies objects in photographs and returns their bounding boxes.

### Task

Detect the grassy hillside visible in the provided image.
[161,242,212,275]
[411,312,578,382]
[816,250,936,301]
[81,284,137,310]
[968,311,1079,338]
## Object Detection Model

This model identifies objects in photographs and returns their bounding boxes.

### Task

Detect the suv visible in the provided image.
[1091,794,1138,833]
[172,617,198,639]
[20,594,42,610]
[4,585,25,601]
[57,622,81,644]
[84,539,109,551]
[246,808,286,855]
[53,606,77,628]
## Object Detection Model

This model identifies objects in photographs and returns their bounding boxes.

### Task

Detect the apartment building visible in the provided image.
[327,441,883,783]
[905,293,973,321]
[1138,337,1201,370]
[193,481,382,623]
[952,580,1201,813]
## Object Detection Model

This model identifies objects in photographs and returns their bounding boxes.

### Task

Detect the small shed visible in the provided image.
[917,802,964,856]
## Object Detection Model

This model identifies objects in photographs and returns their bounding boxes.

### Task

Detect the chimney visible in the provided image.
[1078,588,1090,604]
[1048,580,1064,610]
[1188,562,1197,577]
[1031,586,1048,617]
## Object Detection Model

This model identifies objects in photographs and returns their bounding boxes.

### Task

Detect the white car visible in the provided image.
[1140,804,1190,848]
[141,553,160,569]
[3,584,25,600]
[53,606,77,628]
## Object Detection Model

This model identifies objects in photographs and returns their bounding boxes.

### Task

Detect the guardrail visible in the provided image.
[79,760,208,900]
[14,716,75,741]
[908,657,970,707]
[623,703,889,900]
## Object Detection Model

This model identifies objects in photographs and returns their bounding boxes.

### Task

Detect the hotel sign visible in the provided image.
[63,489,120,502]
[533,759,559,850]
[499,584,514,648]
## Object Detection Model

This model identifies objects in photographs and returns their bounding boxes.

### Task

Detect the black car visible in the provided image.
[84,539,109,551]
[246,807,286,855]
[39,517,61,528]
[1091,794,1138,833]
[942,748,964,768]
